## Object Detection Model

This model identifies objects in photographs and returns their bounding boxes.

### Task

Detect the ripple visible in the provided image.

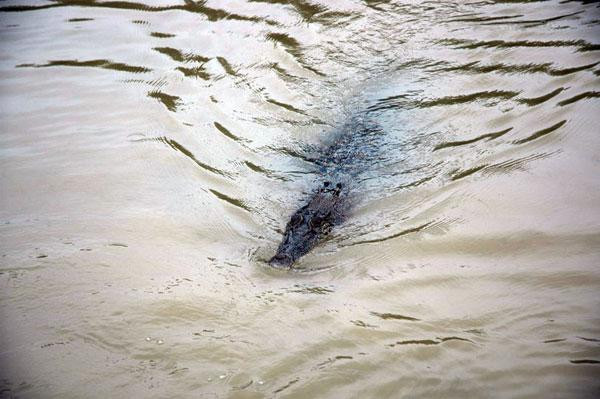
[67,17,94,23]
[569,359,600,365]
[513,120,567,144]
[147,90,181,112]
[153,47,210,64]
[420,90,520,107]
[438,38,600,52]
[484,152,552,174]
[388,336,474,347]
[150,31,175,38]
[273,377,300,394]
[481,10,584,27]
[517,88,565,106]
[370,312,420,322]
[266,98,307,115]
[134,136,230,177]
[214,122,248,143]
[0,1,280,25]
[209,189,252,213]
[16,59,151,74]
[216,57,237,77]
[434,127,513,151]
[557,91,600,107]
[437,61,599,77]
[266,32,325,76]
[346,222,433,246]
[450,164,488,181]
[250,0,327,22]
[445,14,524,24]
[176,66,210,80]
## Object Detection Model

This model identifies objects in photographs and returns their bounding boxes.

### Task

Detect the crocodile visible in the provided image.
[269,118,383,268]
[269,180,348,268]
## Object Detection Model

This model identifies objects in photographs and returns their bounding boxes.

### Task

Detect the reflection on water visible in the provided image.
[1,0,599,397]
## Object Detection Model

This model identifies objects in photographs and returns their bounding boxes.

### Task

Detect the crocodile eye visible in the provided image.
[309,216,324,229]
[290,214,303,227]
[323,181,330,187]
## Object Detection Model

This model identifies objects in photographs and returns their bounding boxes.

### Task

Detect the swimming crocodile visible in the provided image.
[269,118,383,268]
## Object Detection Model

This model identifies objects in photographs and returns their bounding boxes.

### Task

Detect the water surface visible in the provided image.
[1,0,599,397]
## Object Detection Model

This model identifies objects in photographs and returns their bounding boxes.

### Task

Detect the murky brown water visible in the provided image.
[1,0,599,398]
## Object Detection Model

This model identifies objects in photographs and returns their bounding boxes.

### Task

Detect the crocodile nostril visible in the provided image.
[269,253,293,268]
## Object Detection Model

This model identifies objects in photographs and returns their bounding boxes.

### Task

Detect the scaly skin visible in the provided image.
[269,182,347,268]
[270,118,382,268]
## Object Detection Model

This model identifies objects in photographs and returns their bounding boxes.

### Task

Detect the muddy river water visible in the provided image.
[1,0,599,398]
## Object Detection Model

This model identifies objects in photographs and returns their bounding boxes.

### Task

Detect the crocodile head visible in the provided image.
[269,182,343,268]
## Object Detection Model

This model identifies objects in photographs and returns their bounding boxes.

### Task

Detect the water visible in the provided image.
[1,0,599,397]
